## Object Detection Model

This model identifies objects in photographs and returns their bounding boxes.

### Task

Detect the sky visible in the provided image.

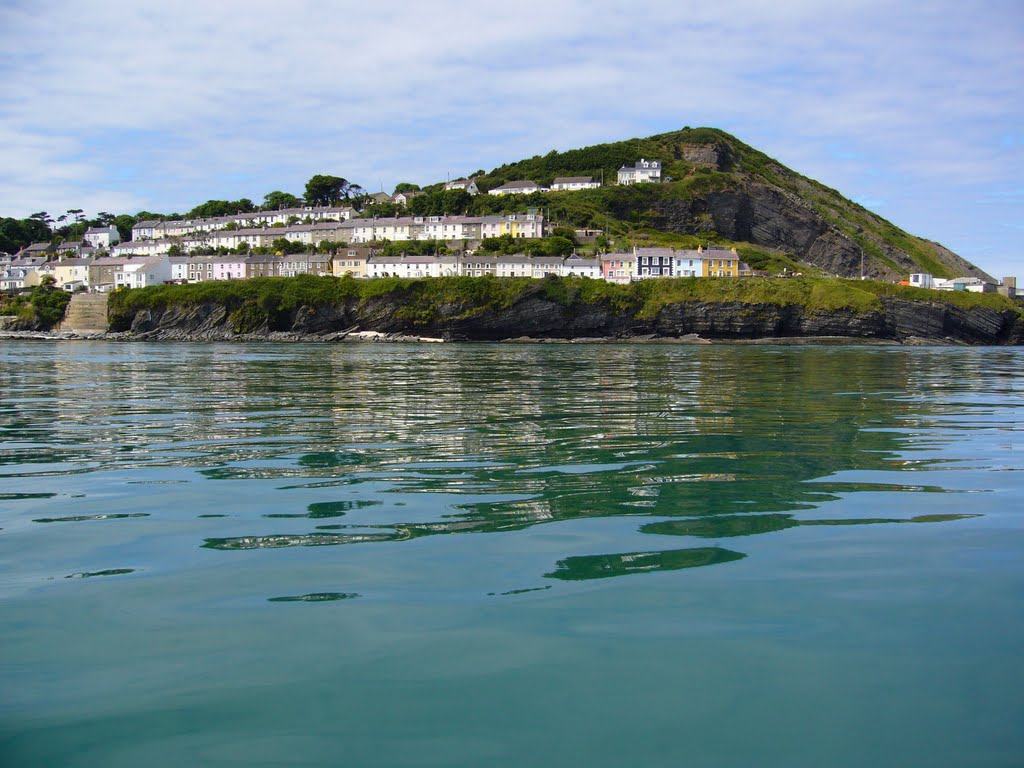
[1,0,1021,279]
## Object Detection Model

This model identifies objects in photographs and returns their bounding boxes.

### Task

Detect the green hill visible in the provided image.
[454,127,986,281]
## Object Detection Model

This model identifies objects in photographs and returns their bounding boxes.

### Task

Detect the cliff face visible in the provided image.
[116,293,1024,345]
[645,183,988,282]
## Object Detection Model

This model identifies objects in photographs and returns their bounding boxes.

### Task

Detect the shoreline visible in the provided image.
[0,329,964,346]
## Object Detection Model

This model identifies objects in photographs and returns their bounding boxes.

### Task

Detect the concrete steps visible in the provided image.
[59,293,109,333]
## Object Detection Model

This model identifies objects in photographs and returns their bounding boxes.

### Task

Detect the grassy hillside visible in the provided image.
[451,127,975,280]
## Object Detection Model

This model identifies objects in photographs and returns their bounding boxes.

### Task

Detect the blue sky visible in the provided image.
[1,0,1021,278]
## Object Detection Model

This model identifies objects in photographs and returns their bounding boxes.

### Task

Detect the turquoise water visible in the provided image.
[1,341,1022,766]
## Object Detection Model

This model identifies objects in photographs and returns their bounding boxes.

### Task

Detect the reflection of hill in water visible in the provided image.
[545,547,746,581]
[5,343,1008,582]
[191,345,998,580]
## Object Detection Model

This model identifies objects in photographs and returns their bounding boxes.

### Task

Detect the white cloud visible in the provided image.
[1,0,1022,276]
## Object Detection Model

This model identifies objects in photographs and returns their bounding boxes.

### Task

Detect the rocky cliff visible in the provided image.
[112,285,1024,345]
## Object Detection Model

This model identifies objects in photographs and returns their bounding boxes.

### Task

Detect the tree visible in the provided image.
[305,174,349,206]
[187,199,254,218]
[271,238,305,255]
[263,190,302,210]
[363,202,403,218]
[393,182,420,193]
[551,226,578,244]
[544,236,575,257]
[0,217,52,253]
[29,211,54,233]
[440,188,471,215]
[112,214,137,242]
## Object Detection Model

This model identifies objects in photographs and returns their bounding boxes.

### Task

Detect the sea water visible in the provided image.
[1,341,1022,766]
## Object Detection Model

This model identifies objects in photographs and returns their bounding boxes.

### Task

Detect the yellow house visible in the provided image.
[52,258,92,289]
[332,247,371,279]
[700,245,740,277]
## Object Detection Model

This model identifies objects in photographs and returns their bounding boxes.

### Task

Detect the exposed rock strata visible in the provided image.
[112,294,1024,345]
[645,182,991,282]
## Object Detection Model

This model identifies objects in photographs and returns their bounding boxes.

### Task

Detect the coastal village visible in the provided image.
[0,158,1016,298]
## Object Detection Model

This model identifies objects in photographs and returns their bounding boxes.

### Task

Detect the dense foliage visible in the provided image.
[0,278,72,329]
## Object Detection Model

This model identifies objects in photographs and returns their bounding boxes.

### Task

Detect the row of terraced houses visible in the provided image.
[1,244,744,292]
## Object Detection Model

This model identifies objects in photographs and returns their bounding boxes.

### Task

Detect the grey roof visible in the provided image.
[618,160,662,171]
[494,180,542,190]
[552,176,594,184]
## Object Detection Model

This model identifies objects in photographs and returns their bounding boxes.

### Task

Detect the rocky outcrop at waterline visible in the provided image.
[106,277,1024,345]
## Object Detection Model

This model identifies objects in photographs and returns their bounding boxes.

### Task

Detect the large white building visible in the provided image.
[617,159,662,185]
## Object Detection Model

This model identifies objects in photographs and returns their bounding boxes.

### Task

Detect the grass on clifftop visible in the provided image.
[108,274,1023,331]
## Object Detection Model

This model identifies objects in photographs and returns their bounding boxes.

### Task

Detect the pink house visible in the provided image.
[601,253,635,283]
[212,256,249,280]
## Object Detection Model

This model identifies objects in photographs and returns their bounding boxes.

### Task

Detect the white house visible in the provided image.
[367,254,448,279]
[392,191,423,206]
[444,178,480,195]
[551,176,600,191]
[490,255,533,278]
[169,256,190,283]
[617,159,662,185]
[113,239,174,257]
[0,267,31,291]
[84,225,121,249]
[117,254,172,289]
[488,180,548,196]
[560,255,601,279]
